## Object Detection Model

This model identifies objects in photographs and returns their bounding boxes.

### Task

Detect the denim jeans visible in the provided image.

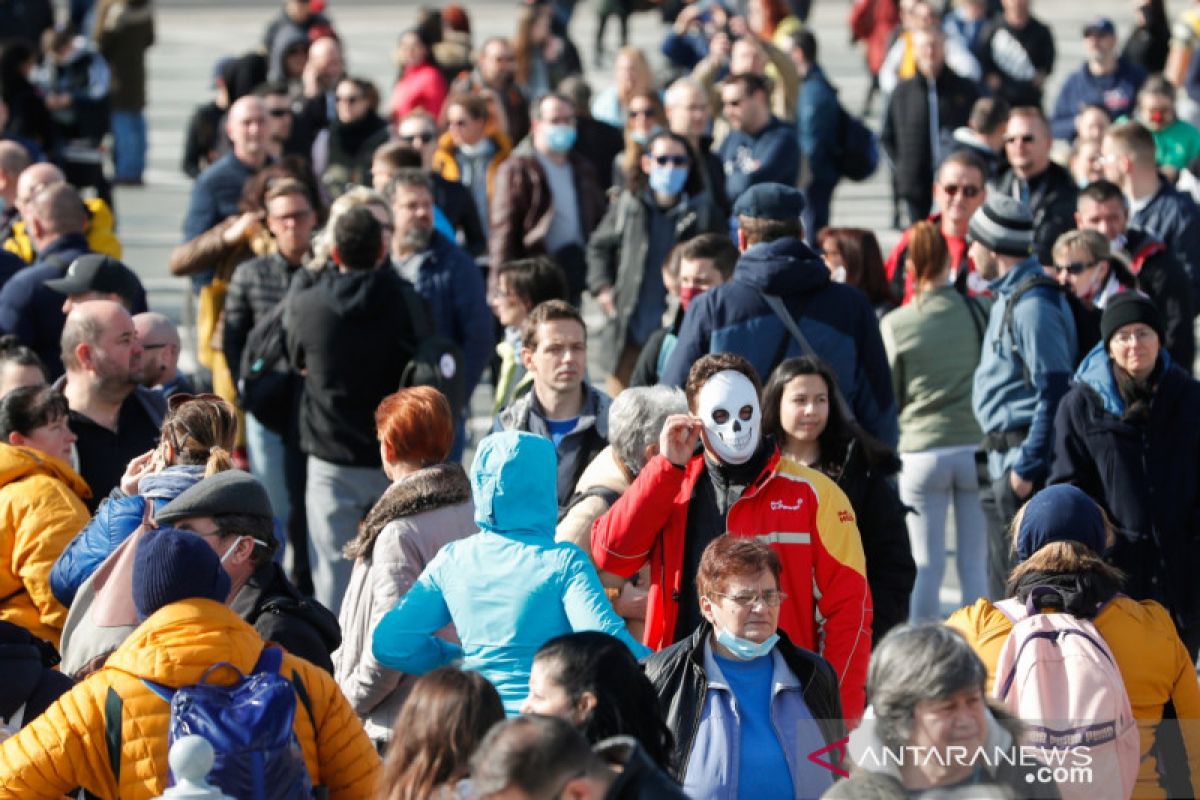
[305,456,389,615]
[899,446,989,620]
[111,110,147,181]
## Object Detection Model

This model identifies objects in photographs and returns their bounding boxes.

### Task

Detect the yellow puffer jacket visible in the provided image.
[0,444,90,647]
[947,595,1200,799]
[0,599,381,799]
[3,197,123,263]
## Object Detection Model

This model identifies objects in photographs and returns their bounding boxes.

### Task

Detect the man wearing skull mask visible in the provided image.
[592,353,873,719]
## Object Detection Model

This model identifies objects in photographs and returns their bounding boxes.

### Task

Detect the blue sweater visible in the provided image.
[1049,59,1147,141]
[663,237,899,447]
[972,258,1077,483]
[718,117,800,201]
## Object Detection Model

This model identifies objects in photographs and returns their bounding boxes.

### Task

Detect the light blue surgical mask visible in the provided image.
[715,626,779,661]
[649,165,688,196]
[543,124,577,153]
[631,124,664,147]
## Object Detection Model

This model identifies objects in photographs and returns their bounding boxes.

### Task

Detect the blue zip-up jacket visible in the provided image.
[1050,59,1147,142]
[797,65,841,187]
[371,431,649,714]
[404,231,492,404]
[717,116,800,201]
[50,465,208,608]
[662,237,899,447]
[972,257,1077,483]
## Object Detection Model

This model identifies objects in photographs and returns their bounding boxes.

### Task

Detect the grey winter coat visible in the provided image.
[332,463,476,743]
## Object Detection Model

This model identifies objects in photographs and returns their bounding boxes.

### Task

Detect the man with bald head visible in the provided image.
[57,300,165,509]
[0,141,30,233]
[3,161,123,263]
[292,36,345,153]
[133,311,193,398]
[180,95,270,285]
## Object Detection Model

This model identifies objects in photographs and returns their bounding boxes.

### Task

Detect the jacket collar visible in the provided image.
[988,256,1043,294]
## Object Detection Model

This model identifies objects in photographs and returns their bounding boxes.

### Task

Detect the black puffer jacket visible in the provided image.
[0,620,73,731]
[823,439,915,644]
[230,560,341,674]
[642,623,845,781]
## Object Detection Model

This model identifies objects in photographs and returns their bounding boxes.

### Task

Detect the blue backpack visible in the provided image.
[138,647,314,799]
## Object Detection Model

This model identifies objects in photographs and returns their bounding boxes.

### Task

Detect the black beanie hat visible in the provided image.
[1100,291,1165,348]
[133,527,232,622]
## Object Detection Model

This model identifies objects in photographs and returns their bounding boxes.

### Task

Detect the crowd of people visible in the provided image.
[0,0,1197,797]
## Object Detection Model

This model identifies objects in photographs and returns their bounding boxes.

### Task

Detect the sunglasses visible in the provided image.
[167,392,226,412]
[941,184,982,198]
[1054,261,1096,275]
[399,132,435,144]
[1005,134,1036,145]
[629,108,657,118]
[652,155,689,166]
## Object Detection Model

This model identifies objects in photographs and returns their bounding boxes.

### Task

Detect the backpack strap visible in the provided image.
[104,687,123,784]
[999,274,1061,386]
[254,645,284,675]
[962,292,986,348]
[291,668,317,733]
[762,292,856,422]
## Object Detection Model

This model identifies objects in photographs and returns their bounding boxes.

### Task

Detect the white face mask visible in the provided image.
[219,535,247,565]
[697,370,762,465]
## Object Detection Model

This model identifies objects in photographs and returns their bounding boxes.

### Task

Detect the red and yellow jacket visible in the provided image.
[591,448,873,719]
[0,599,380,799]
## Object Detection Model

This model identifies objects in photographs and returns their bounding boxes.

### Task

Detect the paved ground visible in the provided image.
[118,0,1127,613]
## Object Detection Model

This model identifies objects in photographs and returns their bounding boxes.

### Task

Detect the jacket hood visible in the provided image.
[733,237,832,296]
[848,701,1019,779]
[1074,341,1174,417]
[233,561,343,654]
[470,431,557,539]
[138,464,207,501]
[104,599,269,686]
[320,267,398,317]
[0,444,90,498]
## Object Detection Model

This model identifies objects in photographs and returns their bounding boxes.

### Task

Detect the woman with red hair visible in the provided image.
[333,387,477,748]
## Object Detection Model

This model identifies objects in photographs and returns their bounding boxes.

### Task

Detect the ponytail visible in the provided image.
[204,445,234,477]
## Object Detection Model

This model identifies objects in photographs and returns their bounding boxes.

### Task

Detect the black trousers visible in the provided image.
[978,458,1035,600]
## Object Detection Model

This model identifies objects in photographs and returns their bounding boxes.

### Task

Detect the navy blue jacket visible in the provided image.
[662,237,899,447]
[0,233,95,377]
[718,116,800,201]
[1049,59,1147,141]
[1049,345,1200,629]
[402,232,492,403]
[181,152,258,285]
[797,65,841,187]
[1132,176,1200,304]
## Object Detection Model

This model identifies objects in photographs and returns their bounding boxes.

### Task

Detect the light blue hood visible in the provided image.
[1074,341,1172,417]
[470,431,558,539]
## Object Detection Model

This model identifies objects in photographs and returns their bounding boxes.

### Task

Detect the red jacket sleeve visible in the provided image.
[810,479,873,722]
[591,454,686,578]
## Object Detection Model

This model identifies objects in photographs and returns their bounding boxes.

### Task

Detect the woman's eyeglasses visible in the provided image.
[1054,261,1096,275]
[714,590,788,608]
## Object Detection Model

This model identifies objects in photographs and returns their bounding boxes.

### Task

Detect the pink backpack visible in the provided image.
[993,588,1140,800]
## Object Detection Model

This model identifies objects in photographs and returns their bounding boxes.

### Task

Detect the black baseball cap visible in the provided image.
[44,254,143,306]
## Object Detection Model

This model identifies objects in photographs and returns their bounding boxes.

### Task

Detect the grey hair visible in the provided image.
[867,623,987,749]
[384,167,433,202]
[307,186,390,272]
[608,385,687,475]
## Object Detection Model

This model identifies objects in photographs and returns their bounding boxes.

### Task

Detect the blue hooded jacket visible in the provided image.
[371,431,649,714]
[50,465,208,607]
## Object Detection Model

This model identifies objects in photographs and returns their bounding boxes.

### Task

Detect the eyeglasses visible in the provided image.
[1054,261,1096,274]
[166,392,225,412]
[940,183,982,198]
[714,590,788,608]
[140,342,169,351]
[652,154,689,166]
[629,107,657,118]
[1005,134,1036,145]
[1111,327,1157,344]
[398,132,435,145]
[267,107,292,118]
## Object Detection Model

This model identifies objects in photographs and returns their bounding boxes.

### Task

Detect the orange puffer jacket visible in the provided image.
[0,444,90,647]
[0,599,380,799]
[947,594,1200,799]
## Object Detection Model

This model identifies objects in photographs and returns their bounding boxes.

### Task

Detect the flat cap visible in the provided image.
[44,254,143,306]
[732,183,806,220]
[155,470,274,530]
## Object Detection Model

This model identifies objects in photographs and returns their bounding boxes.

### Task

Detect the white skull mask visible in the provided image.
[697,370,761,465]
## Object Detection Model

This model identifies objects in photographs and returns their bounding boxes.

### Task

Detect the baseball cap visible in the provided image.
[44,254,143,306]
[1083,17,1116,37]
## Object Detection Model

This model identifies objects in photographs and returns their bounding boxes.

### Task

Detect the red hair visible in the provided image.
[696,536,782,598]
[375,386,455,466]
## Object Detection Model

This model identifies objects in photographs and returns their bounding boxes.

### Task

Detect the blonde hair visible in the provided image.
[160,397,238,477]
[308,186,391,272]
[1052,228,1109,267]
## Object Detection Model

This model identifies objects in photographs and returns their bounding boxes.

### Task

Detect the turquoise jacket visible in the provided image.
[372,431,649,713]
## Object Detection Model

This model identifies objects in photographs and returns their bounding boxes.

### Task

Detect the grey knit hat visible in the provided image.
[967,194,1034,258]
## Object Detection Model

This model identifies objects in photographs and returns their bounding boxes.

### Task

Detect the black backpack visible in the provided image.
[397,284,468,415]
[238,299,294,435]
[834,105,879,182]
